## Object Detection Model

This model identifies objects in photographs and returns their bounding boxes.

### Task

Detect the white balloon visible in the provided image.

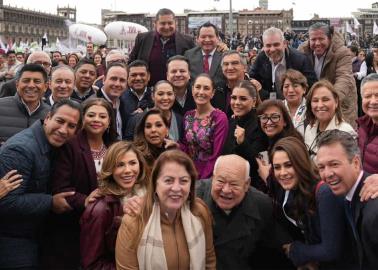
[69,23,107,45]
[104,21,148,42]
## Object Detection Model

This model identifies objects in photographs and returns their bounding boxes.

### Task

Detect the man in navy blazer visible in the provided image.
[184,22,225,87]
[128,8,195,86]
[317,130,378,270]
[249,27,317,101]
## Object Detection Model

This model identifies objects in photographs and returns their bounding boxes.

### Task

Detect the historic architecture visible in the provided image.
[0,0,75,46]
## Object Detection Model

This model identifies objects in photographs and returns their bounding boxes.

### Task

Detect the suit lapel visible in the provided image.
[142,32,154,61]
[210,51,221,78]
[78,131,97,190]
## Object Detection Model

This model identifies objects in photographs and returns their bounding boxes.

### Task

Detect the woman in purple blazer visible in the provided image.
[41,98,118,269]
[180,73,229,179]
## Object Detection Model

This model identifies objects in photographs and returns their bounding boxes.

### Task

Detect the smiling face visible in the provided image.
[361,81,378,123]
[113,150,140,192]
[272,150,299,190]
[128,66,150,94]
[230,87,256,116]
[309,29,331,58]
[197,26,219,54]
[222,53,245,82]
[211,157,249,210]
[283,78,305,107]
[50,68,75,101]
[144,114,168,147]
[75,64,97,92]
[317,142,361,196]
[44,105,80,147]
[155,14,176,38]
[259,106,286,138]
[103,66,128,100]
[156,161,191,215]
[263,32,285,64]
[167,60,190,90]
[16,71,48,107]
[153,82,175,111]
[192,76,214,106]
[311,86,338,126]
[83,104,110,137]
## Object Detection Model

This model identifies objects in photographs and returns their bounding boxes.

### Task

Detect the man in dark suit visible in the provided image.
[95,63,128,139]
[167,55,196,116]
[249,27,317,101]
[196,155,291,270]
[129,8,195,86]
[184,22,225,87]
[317,130,378,269]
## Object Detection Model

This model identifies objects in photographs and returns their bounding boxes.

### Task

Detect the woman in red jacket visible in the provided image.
[80,141,150,270]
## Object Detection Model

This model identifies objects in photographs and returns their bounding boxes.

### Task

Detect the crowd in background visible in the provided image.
[1,7,378,270]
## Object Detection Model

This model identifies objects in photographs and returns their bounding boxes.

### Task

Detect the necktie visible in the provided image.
[203,54,210,74]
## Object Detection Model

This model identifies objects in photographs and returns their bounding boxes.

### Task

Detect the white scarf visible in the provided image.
[137,202,206,270]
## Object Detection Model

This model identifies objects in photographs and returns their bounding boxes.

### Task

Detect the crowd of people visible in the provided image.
[1,7,378,270]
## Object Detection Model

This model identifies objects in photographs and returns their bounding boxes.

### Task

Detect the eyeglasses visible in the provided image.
[258,114,281,123]
[33,61,51,68]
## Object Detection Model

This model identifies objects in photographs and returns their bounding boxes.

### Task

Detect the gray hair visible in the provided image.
[213,155,250,182]
[51,65,75,78]
[309,22,332,39]
[221,50,248,67]
[361,73,378,95]
[317,130,360,162]
[105,49,127,66]
[26,51,51,64]
[262,27,284,43]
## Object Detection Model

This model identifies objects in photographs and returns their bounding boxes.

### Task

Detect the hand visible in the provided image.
[216,42,229,53]
[123,196,144,217]
[250,79,262,92]
[282,243,292,257]
[0,170,23,199]
[359,174,378,201]
[256,157,271,183]
[85,188,102,207]
[234,125,245,145]
[52,191,75,214]
[132,108,144,114]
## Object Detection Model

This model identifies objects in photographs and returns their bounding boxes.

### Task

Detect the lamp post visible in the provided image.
[228,0,233,36]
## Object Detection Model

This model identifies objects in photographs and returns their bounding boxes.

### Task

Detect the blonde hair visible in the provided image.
[98,141,150,196]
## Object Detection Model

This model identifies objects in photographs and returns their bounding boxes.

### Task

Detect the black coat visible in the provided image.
[196,179,292,270]
[222,110,269,190]
[249,47,317,100]
[350,172,378,269]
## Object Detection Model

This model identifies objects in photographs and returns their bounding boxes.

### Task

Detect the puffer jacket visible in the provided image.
[0,93,50,143]
[357,115,378,174]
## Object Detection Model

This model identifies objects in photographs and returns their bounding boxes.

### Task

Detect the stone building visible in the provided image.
[238,8,293,36]
[0,0,75,46]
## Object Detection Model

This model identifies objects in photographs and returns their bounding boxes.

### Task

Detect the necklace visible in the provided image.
[91,144,107,166]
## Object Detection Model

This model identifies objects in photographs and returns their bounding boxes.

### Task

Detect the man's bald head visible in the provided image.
[211,155,250,211]
[27,51,52,74]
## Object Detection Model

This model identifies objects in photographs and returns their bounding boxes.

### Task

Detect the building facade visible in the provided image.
[0,1,75,46]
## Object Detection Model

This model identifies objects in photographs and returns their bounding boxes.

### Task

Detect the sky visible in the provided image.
[4,0,377,24]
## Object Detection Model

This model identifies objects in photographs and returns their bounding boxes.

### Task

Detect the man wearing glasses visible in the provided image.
[0,51,52,98]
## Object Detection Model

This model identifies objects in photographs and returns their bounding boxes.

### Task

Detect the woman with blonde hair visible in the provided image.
[116,149,216,269]
[80,141,149,269]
